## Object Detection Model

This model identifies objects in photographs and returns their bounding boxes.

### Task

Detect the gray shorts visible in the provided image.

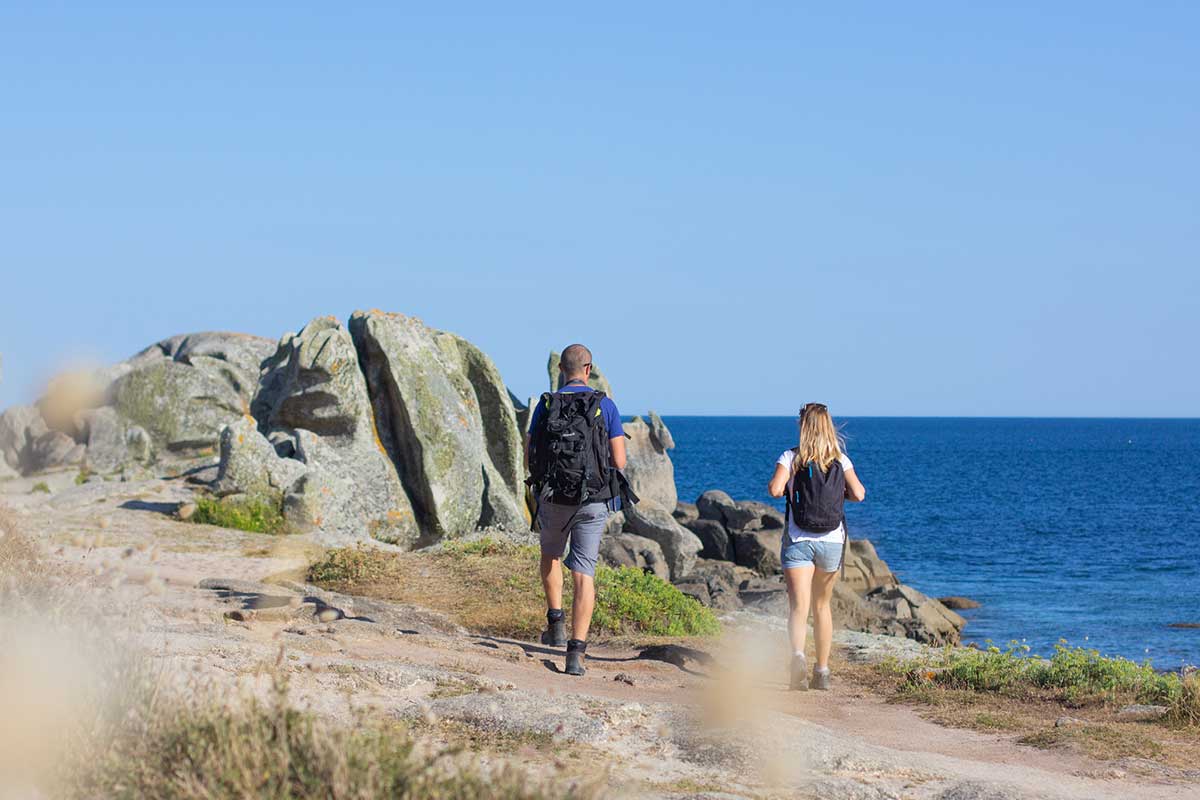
[538,501,609,577]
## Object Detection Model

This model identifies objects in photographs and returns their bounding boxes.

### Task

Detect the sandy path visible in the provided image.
[5,473,1197,799]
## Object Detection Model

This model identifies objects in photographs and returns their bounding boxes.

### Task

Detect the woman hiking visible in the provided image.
[767,402,867,690]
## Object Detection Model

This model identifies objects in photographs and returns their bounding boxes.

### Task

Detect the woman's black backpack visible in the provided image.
[527,390,614,505]
[785,452,846,533]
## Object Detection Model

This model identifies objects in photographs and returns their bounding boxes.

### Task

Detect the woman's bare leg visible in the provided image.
[810,569,839,669]
[784,565,815,654]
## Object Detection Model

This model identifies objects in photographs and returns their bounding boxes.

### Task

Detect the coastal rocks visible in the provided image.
[236,317,421,545]
[214,417,306,500]
[622,415,677,511]
[0,406,45,473]
[685,517,733,561]
[109,332,274,457]
[686,559,755,611]
[599,533,671,581]
[622,503,702,580]
[842,539,898,594]
[865,585,965,646]
[350,310,527,538]
[696,489,758,531]
[939,596,982,610]
[733,529,783,576]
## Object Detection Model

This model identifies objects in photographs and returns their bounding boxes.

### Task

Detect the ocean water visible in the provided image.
[662,416,1200,669]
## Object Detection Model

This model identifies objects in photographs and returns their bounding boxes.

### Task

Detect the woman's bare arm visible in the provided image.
[767,463,789,498]
[844,467,866,502]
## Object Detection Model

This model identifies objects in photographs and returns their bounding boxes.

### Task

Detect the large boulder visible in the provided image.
[684,517,733,562]
[623,415,677,511]
[222,317,421,546]
[695,489,758,531]
[739,500,785,531]
[0,405,43,473]
[349,311,527,539]
[622,503,702,580]
[688,559,755,611]
[866,585,965,646]
[25,430,85,473]
[108,332,274,457]
[842,539,899,594]
[733,529,782,576]
[598,533,670,581]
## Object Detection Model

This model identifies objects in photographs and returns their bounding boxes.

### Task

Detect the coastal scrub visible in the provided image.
[307,538,720,639]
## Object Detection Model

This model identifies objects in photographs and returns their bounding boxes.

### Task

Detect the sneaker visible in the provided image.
[564,639,587,676]
[812,666,831,690]
[789,653,809,691]
[540,618,567,648]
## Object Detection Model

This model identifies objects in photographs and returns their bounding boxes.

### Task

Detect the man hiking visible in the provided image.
[525,343,630,676]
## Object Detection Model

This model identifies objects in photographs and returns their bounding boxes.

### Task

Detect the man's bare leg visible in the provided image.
[571,571,595,641]
[541,554,563,610]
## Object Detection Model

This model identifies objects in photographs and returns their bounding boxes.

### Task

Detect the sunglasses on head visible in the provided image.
[798,402,828,420]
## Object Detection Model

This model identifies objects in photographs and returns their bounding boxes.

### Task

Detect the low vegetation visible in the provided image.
[190,495,286,534]
[31,481,50,494]
[72,676,591,800]
[890,642,1194,715]
[843,641,1200,766]
[307,538,720,640]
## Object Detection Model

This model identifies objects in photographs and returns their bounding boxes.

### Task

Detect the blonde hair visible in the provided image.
[793,403,844,474]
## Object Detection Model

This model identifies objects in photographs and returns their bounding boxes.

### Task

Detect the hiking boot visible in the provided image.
[789,653,809,691]
[540,617,567,648]
[812,666,831,690]
[565,639,587,676]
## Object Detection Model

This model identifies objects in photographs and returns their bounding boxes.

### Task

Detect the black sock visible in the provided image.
[567,638,587,653]
[547,609,564,623]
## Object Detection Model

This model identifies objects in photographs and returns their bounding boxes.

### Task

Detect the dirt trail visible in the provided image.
[4,472,1197,800]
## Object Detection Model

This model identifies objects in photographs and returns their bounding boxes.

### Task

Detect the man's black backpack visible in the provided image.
[527,390,614,505]
[785,452,846,534]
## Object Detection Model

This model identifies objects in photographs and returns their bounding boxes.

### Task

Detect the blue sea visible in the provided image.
[662,417,1200,669]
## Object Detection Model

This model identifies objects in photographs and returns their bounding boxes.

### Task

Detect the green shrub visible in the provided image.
[30,481,50,494]
[190,495,286,534]
[897,642,1184,707]
[307,538,721,639]
[593,566,721,638]
[74,468,93,485]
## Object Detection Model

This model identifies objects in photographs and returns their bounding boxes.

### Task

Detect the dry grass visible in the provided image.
[307,539,720,640]
[2,505,597,800]
[838,654,1200,769]
[71,674,599,800]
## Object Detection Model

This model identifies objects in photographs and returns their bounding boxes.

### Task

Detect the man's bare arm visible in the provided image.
[609,436,626,470]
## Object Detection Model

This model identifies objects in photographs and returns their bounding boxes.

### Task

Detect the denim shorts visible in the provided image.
[781,535,843,572]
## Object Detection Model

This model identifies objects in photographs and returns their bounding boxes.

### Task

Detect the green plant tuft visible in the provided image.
[30,481,50,494]
[190,495,286,534]
[894,641,1185,708]
[593,566,721,638]
[74,468,93,485]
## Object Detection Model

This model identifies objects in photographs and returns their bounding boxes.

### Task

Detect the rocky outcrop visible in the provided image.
[215,317,421,546]
[349,311,527,538]
[622,414,677,511]
[598,533,670,581]
[0,332,273,477]
[865,585,966,646]
[108,332,274,457]
[622,503,702,580]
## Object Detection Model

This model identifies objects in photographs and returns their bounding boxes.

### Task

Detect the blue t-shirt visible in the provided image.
[528,384,624,440]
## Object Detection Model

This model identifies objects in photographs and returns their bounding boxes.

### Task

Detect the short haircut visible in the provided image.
[560,343,592,377]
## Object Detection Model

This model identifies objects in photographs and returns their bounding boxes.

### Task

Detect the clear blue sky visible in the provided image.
[2,3,1196,417]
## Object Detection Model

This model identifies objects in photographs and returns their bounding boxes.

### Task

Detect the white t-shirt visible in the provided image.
[776,449,854,543]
